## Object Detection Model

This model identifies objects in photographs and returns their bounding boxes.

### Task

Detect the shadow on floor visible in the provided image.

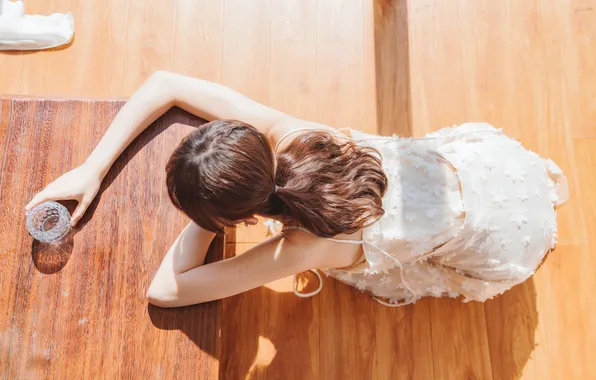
[30,230,74,274]
[374,0,412,137]
[147,235,225,372]
[371,2,538,378]
[29,106,207,275]
[147,239,538,379]
[75,107,207,232]
[484,279,539,380]
[148,1,537,376]
[30,200,81,274]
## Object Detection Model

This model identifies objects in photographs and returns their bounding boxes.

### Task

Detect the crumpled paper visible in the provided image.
[0,0,74,51]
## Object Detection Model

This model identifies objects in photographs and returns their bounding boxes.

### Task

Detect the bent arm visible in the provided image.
[146,232,323,308]
[146,222,216,300]
[85,71,292,178]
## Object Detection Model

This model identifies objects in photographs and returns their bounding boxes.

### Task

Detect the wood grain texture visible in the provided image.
[407,1,596,379]
[316,2,377,379]
[372,4,435,380]
[0,99,221,379]
[219,2,320,379]
[1,0,595,378]
[221,243,319,380]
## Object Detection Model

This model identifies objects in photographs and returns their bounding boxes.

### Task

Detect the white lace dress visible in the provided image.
[319,123,568,306]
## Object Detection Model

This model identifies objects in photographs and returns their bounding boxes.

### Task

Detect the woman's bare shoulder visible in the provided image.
[268,118,350,151]
[281,228,364,270]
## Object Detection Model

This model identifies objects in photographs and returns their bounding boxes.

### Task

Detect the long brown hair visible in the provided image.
[166,120,387,237]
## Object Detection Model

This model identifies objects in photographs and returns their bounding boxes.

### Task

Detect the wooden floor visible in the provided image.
[1,0,594,379]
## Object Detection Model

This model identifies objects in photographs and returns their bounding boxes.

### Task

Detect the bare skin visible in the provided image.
[26,71,363,308]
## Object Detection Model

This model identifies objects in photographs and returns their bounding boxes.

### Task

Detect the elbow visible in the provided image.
[150,70,173,82]
[141,70,178,108]
[146,283,179,308]
[147,70,180,107]
[147,70,175,91]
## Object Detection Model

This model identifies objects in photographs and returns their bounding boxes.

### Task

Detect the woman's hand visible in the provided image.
[25,164,103,226]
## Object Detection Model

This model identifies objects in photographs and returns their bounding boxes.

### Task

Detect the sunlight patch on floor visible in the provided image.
[245,336,277,380]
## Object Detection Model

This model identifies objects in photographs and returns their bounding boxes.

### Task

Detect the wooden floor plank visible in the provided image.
[270,0,318,121]
[171,0,224,80]
[407,1,596,379]
[220,2,323,378]
[216,2,293,378]
[407,1,496,378]
[484,282,540,380]
[373,0,411,137]
[120,0,177,94]
[563,138,596,380]
[371,2,436,379]
[316,2,378,379]
[1,0,595,378]
[374,301,435,380]
[318,0,377,133]
[219,1,313,377]
[220,0,273,245]
[221,242,320,380]
[268,4,322,376]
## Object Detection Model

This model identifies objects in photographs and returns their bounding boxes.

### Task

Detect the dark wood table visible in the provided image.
[0,98,221,379]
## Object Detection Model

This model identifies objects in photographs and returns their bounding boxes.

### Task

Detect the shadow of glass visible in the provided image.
[31,230,74,274]
[29,199,78,274]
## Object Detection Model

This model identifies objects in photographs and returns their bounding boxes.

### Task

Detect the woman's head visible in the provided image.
[166,120,387,237]
[166,120,275,231]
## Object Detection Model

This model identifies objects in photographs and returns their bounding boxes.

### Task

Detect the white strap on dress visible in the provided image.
[273,127,471,307]
[284,226,363,298]
[285,226,418,307]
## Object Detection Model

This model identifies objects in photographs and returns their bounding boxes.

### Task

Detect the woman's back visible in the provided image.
[290,123,567,306]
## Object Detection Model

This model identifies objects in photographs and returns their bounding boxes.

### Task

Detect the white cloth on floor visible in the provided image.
[0,0,74,51]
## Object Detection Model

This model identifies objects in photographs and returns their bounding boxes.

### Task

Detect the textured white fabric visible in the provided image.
[0,0,74,51]
[323,123,567,305]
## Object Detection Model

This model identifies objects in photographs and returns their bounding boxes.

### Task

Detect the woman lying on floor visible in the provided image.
[26,71,568,308]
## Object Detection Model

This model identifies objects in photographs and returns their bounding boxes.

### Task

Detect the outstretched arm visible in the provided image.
[85,70,291,178]
[26,71,300,224]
